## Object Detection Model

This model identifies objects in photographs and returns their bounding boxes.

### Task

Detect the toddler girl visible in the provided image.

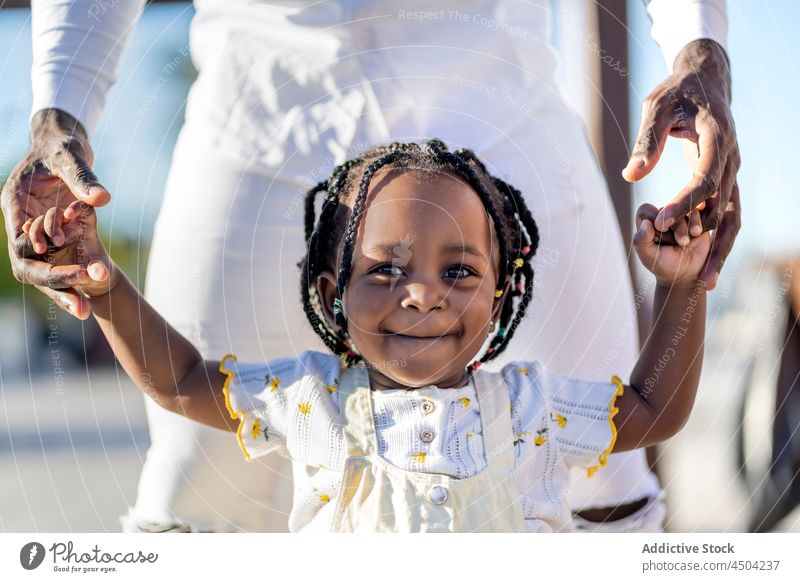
[23,139,709,532]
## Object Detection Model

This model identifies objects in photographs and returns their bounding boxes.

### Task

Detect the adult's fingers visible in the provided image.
[699,182,741,289]
[655,113,730,230]
[49,147,111,207]
[10,250,89,289]
[34,284,90,320]
[699,155,737,233]
[623,95,675,182]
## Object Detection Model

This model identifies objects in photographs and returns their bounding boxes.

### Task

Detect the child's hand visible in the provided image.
[21,201,117,300]
[633,203,711,289]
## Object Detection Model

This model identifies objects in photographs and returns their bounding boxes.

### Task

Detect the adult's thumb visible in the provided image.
[57,153,111,207]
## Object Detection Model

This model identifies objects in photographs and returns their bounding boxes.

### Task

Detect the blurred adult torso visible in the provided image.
[184,0,565,181]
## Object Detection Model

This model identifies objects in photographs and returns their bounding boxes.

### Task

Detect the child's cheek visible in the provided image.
[346,285,391,326]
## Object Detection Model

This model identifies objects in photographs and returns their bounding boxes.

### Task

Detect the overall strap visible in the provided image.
[471,370,516,472]
[337,364,377,457]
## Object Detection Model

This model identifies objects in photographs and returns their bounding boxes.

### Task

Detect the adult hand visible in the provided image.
[623,39,740,290]
[1,108,111,318]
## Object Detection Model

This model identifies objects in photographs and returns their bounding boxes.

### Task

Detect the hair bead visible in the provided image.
[332,298,343,315]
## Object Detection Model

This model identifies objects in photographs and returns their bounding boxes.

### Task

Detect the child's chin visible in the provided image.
[381,364,467,389]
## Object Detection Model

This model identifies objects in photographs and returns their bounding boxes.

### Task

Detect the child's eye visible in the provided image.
[371,264,405,277]
[444,265,475,279]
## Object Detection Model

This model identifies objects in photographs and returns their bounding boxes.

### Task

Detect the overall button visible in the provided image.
[429,485,448,505]
[421,400,435,414]
[420,429,434,443]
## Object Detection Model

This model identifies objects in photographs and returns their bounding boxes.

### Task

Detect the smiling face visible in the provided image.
[316,167,509,390]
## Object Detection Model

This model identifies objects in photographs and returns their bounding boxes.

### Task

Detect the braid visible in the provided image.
[303,181,328,243]
[300,203,348,356]
[475,176,540,365]
[448,148,510,297]
[334,150,409,332]
[298,138,540,370]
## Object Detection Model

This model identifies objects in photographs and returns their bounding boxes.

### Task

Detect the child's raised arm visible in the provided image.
[24,201,236,432]
[612,203,711,452]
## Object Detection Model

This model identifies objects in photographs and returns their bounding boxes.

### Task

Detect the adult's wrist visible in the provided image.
[30,108,90,148]
[29,108,95,169]
[672,38,732,103]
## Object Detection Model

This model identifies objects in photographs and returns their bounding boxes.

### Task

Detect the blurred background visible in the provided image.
[1,0,799,532]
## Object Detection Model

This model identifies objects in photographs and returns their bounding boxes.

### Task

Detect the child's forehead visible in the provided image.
[356,167,499,257]
[364,166,482,208]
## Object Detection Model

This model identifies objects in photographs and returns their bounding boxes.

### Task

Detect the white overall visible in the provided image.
[332,365,526,533]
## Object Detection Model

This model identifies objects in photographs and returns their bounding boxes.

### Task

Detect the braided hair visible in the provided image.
[298,139,540,373]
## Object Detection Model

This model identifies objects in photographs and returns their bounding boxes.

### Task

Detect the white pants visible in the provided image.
[131,108,662,529]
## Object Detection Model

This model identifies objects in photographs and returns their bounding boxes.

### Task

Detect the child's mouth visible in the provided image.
[387,331,456,341]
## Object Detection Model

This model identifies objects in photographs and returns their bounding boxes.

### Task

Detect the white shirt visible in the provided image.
[220,350,625,532]
[30,0,728,139]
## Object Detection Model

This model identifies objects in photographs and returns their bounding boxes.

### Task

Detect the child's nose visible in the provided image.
[400,280,447,313]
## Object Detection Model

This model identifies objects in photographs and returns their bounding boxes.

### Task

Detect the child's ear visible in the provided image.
[316,271,341,331]
[490,276,513,322]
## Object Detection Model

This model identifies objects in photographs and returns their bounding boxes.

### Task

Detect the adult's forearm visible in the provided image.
[31,0,147,139]
[629,281,707,441]
[89,271,202,409]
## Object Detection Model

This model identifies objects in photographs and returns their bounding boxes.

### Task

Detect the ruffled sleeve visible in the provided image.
[537,367,625,478]
[219,349,340,462]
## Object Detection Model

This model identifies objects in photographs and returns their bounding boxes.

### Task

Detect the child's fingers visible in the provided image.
[689,209,703,237]
[673,215,690,247]
[44,207,66,247]
[63,200,83,221]
[86,259,109,282]
[635,203,660,231]
[633,217,656,247]
[21,218,34,234]
[633,218,661,270]
[63,199,94,223]
[28,215,48,254]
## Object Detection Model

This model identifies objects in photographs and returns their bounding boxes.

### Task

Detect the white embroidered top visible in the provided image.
[220,350,624,533]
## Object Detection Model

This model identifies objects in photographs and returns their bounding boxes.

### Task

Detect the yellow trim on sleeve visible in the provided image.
[219,353,253,463]
[586,374,624,478]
